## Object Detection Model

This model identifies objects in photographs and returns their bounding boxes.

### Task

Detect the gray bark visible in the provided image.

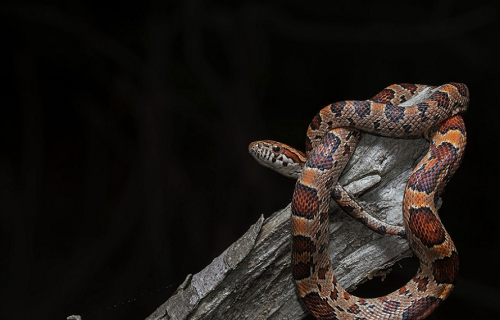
[147,133,430,320]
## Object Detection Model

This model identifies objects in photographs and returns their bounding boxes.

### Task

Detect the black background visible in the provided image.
[2,1,500,319]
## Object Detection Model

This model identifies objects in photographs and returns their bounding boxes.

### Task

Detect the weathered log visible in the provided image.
[147,133,430,320]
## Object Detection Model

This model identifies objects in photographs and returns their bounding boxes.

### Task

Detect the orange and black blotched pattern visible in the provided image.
[408,207,446,247]
[401,296,443,320]
[305,83,468,156]
[288,83,468,320]
[307,132,342,171]
[432,251,459,285]
[292,183,319,220]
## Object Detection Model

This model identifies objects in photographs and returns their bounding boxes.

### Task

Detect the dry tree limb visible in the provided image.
[147,134,430,320]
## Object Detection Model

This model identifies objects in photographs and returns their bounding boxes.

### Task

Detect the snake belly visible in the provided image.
[291,83,468,319]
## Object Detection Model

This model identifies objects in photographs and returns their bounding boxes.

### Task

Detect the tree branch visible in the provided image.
[146,133,430,320]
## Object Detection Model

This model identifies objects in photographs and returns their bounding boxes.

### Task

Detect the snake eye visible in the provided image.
[272,145,281,153]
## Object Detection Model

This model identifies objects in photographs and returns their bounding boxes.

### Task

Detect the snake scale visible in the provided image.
[249,83,468,319]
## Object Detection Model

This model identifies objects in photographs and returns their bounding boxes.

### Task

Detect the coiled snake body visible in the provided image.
[249,83,468,319]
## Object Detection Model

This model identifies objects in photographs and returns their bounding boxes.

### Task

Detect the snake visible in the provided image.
[248,83,468,319]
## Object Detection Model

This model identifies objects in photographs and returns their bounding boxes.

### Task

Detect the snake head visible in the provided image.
[248,140,306,179]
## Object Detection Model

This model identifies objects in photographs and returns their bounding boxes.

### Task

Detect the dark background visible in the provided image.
[1,1,499,319]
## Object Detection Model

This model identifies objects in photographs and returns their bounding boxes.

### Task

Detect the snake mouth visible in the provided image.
[249,140,304,179]
[248,141,278,166]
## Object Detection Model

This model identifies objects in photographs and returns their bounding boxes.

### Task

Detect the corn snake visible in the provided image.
[249,83,468,319]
